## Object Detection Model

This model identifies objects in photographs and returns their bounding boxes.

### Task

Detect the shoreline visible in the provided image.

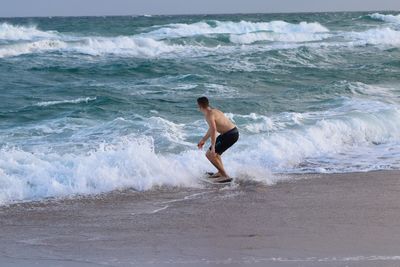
[1,170,400,266]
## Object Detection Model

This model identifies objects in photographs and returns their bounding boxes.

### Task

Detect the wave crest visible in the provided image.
[0,39,66,58]
[349,27,400,46]
[144,20,329,39]
[2,96,400,205]
[369,13,400,24]
[0,22,57,40]
[0,137,206,205]
[73,36,180,57]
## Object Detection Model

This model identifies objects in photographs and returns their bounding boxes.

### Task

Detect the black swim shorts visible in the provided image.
[209,127,239,155]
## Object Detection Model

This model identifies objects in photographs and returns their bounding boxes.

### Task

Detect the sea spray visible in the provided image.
[1,12,400,204]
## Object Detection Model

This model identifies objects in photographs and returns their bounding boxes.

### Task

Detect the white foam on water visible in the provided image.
[151,255,400,264]
[0,39,67,58]
[230,32,330,44]
[144,20,329,39]
[0,21,398,60]
[226,112,305,133]
[2,93,400,205]
[231,95,400,172]
[71,36,181,57]
[369,13,400,24]
[0,22,197,59]
[347,27,400,46]
[0,137,208,205]
[0,23,57,40]
[148,255,400,266]
[0,35,198,59]
[35,97,97,107]
[144,116,193,147]
[346,82,400,103]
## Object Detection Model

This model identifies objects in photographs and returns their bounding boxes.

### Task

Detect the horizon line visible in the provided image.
[0,9,397,19]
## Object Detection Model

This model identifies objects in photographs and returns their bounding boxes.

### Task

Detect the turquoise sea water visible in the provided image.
[1,11,400,204]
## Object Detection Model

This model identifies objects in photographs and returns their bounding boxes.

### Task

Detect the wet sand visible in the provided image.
[1,171,400,266]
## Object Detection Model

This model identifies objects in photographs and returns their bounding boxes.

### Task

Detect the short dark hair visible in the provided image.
[197,97,209,108]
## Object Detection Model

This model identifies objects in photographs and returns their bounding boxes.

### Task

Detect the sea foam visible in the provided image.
[2,96,400,205]
[0,36,182,58]
[1,20,399,59]
[0,137,206,205]
[229,32,330,44]
[0,39,66,58]
[0,22,57,40]
[348,27,400,46]
[72,36,180,57]
[35,97,97,107]
[144,20,329,39]
[369,13,400,24]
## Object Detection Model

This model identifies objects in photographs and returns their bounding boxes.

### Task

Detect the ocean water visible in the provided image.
[1,11,400,204]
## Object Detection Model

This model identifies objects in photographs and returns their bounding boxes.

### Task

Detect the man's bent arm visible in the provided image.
[206,114,217,151]
[201,128,211,142]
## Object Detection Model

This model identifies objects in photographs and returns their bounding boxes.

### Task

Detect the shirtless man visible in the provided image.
[197,97,239,183]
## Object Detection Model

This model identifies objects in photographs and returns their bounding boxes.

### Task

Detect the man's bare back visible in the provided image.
[207,108,236,134]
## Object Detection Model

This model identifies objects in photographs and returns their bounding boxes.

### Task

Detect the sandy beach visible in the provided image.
[1,171,400,266]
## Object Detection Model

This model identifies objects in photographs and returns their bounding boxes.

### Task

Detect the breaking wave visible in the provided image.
[2,93,400,205]
[0,36,184,58]
[144,20,329,39]
[348,27,400,46]
[0,39,66,58]
[369,13,400,24]
[0,22,57,40]
[1,19,400,59]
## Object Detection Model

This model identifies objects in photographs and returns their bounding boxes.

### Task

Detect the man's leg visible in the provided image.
[206,150,228,177]
[214,154,227,177]
[214,154,233,182]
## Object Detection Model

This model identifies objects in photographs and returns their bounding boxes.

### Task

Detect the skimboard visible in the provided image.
[199,172,234,185]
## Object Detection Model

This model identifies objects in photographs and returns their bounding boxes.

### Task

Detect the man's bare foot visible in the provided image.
[209,172,222,178]
[214,176,233,183]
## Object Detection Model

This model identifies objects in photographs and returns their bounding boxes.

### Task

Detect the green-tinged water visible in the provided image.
[1,11,400,204]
